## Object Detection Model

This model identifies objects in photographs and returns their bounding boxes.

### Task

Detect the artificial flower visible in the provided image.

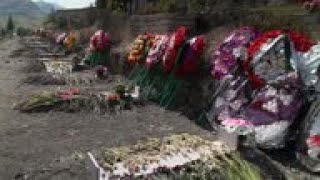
[162,27,187,73]
[63,32,77,50]
[176,35,205,76]
[128,34,155,64]
[90,30,109,52]
[56,88,80,101]
[128,35,145,64]
[211,27,258,79]
[56,32,66,45]
[146,35,169,67]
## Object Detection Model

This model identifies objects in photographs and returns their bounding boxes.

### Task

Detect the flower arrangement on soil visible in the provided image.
[94,134,261,180]
[205,28,317,149]
[210,27,258,80]
[63,32,77,52]
[43,60,73,74]
[127,27,205,108]
[146,35,169,68]
[14,85,138,113]
[84,30,110,67]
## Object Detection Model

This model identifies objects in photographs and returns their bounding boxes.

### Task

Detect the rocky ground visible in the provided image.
[0,37,319,180]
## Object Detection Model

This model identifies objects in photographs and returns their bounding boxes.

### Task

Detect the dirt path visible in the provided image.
[0,38,212,179]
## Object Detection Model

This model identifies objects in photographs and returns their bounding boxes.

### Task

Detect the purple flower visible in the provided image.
[211,27,258,79]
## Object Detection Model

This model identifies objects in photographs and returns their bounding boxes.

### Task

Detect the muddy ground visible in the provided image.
[0,37,319,180]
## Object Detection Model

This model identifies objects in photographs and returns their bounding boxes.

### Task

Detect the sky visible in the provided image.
[33,0,96,9]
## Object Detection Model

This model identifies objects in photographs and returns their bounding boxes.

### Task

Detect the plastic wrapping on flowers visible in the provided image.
[293,43,320,87]
[244,30,315,89]
[295,97,320,172]
[84,30,110,67]
[296,52,320,171]
[207,29,317,149]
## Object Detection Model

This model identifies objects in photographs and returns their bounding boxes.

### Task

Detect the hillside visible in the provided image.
[0,0,58,28]
[34,0,61,14]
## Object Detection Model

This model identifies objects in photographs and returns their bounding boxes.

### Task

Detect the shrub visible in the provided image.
[16,27,31,37]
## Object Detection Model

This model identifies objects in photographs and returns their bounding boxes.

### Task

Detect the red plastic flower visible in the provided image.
[90,30,109,52]
[176,36,205,76]
[162,27,187,73]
